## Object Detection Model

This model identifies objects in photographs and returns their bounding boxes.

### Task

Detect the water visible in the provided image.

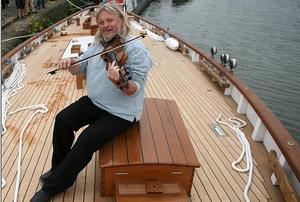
[141,0,300,143]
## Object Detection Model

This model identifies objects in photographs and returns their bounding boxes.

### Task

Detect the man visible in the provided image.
[30,3,152,201]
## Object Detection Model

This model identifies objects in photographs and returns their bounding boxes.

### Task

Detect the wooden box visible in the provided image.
[90,24,98,36]
[99,98,200,197]
[82,16,91,29]
[71,44,81,53]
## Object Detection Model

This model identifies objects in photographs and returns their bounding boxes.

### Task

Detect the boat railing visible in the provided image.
[127,11,300,187]
[1,6,299,193]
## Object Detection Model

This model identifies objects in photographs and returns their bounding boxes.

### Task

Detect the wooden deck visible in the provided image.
[1,20,283,201]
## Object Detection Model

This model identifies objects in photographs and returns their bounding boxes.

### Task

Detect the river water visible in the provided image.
[141,0,300,143]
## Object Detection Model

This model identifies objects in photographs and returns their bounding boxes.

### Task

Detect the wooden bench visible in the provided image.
[99,98,200,201]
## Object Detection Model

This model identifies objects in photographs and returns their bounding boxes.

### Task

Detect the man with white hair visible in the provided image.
[30,3,152,201]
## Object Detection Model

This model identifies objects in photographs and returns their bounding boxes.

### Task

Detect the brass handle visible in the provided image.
[115,172,128,176]
[170,171,183,175]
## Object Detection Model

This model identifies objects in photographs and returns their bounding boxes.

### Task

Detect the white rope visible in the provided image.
[2,61,26,135]
[1,178,6,188]
[216,114,253,202]
[1,33,38,43]
[1,60,48,202]
[0,61,26,190]
[11,105,48,202]
[65,0,83,10]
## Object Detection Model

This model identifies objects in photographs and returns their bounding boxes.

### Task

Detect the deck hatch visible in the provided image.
[209,124,227,136]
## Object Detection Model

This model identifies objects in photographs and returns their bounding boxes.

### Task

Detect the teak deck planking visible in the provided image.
[1,19,283,201]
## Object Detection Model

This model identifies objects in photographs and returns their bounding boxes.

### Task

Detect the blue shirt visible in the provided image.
[77,35,153,121]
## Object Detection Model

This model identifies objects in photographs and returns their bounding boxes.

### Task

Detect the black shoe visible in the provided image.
[40,170,53,183]
[30,189,52,202]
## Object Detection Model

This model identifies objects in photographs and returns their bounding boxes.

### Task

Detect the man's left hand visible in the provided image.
[107,61,120,85]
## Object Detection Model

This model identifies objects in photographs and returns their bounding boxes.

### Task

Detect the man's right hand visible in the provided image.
[58,57,76,70]
[58,57,81,75]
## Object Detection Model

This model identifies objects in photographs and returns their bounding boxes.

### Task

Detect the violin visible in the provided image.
[101,34,131,88]
[47,33,146,75]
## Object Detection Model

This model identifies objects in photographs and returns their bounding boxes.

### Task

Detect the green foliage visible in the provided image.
[27,5,76,34]
[28,17,54,33]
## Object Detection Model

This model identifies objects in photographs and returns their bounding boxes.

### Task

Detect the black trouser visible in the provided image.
[42,96,134,195]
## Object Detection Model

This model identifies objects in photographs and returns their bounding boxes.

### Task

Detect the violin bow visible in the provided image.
[47,33,146,75]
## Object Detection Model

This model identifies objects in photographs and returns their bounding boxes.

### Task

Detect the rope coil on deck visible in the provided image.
[1,61,49,201]
[2,61,26,189]
[2,61,26,135]
[216,114,253,202]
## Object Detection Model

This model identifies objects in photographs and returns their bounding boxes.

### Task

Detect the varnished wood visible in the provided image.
[139,106,158,164]
[100,165,194,196]
[126,125,143,164]
[99,98,200,167]
[145,98,173,164]
[83,16,91,29]
[90,25,98,36]
[75,74,86,89]
[115,181,189,202]
[199,60,230,88]
[99,141,113,168]
[113,133,128,166]
[99,98,200,197]
[71,44,81,53]
[156,99,187,165]
[268,150,299,202]
[167,101,201,167]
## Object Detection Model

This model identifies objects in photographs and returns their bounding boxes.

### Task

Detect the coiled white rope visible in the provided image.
[11,105,48,202]
[2,61,26,135]
[1,61,48,202]
[2,61,25,188]
[216,114,253,202]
